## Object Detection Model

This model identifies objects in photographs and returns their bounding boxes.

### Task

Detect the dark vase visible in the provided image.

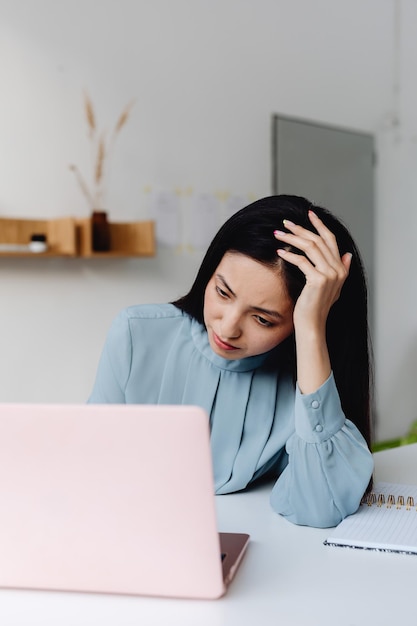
[91,211,111,252]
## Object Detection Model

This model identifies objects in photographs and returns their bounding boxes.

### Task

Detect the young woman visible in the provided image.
[89,195,374,528]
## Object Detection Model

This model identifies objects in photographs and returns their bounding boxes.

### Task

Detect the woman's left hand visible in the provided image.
[274,210,352,334]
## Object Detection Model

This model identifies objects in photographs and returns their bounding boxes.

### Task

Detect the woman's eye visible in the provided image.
[216,286,229,298]
[255,315,273,327]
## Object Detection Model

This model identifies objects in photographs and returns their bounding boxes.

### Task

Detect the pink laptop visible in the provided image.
[0,403,249,599]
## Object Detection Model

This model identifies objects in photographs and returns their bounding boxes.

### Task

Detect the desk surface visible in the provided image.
[1,443,416,626]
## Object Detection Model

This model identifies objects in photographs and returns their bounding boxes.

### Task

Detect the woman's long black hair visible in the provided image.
[173,195,373,447]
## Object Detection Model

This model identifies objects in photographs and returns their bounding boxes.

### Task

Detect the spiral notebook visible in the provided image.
[324,482,417,555]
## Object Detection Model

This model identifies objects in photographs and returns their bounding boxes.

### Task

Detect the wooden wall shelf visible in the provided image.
[75,218,155,257]
[0,217,77,256]
[0,216,155,258]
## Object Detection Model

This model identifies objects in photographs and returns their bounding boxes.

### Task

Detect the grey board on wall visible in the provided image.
[271,114,375,331]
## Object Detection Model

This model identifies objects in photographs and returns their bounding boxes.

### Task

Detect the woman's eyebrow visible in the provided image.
[251,305,284,320]
[217,274,284,320]
[217,274,235,295]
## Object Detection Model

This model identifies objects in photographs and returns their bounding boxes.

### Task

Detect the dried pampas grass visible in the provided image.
[84,91,96,136]
[70,91,135,210]
[114,100,135,134]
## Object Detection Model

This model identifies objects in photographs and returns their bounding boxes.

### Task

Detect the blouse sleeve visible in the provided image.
[270,373,374,528]
[88,310,132,403]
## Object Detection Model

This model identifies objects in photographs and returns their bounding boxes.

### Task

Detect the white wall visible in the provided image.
[0,0,414,441]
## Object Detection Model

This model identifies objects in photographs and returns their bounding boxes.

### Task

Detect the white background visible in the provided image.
[0,0,415,441]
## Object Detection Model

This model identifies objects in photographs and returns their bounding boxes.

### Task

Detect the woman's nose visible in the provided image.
[220,311,242,339]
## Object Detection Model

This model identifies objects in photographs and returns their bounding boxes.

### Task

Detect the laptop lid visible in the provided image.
[0,403,248,600]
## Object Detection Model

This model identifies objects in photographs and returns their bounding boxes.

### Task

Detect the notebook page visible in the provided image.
[325,482,417,554]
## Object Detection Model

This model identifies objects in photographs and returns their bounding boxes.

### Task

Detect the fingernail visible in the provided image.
[283,219,295,228]
[277,248,287,256]
[273,230,286,237]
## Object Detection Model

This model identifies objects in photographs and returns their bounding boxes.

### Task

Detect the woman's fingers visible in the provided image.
[282,215,338,266]
[306,210,340,254]
[274,212,352,310]
[276,248,340,287]
[341,251,353,273]
[274,211,346,278]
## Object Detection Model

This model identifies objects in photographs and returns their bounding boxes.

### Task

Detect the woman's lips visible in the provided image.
[212,331,239,351]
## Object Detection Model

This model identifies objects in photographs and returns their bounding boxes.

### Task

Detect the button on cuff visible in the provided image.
[295,373,346,442]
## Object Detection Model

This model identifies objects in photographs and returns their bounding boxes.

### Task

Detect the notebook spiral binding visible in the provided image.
[361,491,416,510]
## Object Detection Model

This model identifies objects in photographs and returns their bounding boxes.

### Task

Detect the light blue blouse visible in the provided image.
[89,303,373,528]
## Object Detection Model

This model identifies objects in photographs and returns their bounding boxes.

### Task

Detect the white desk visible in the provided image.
[1,444,416,626]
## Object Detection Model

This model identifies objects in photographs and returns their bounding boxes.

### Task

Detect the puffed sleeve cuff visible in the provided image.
[294,372,345,443]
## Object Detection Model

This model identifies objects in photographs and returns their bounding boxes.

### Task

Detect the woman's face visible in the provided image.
[203,252,295,360]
